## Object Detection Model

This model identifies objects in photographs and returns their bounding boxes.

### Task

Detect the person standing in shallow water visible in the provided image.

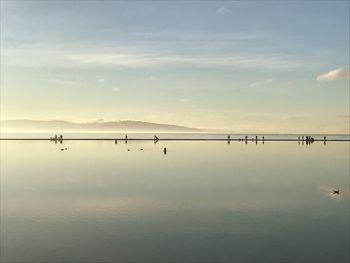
[163,147,167,155]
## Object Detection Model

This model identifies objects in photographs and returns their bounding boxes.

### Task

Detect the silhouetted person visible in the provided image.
[255,135,258,141]
[154,135,159,142]
[324,136,326,142]
[163,147,167,155]
[60,135,63,140]
[125,135,128,140]
[245,136,248,141]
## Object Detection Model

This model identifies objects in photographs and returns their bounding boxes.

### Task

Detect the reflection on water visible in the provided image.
[1,140,349,262]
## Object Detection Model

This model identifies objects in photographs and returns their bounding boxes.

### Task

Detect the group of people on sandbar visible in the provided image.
[118,134,160,143]
[50,134,63,142]
[298,135,320,144]
[235,135,264,144]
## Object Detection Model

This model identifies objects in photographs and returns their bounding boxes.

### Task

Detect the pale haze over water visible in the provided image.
[1,139,349,262]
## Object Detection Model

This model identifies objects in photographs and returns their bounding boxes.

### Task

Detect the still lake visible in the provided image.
[1,136,349,262]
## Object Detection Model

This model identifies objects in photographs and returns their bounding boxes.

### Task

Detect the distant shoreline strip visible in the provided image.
[0,138,349,142]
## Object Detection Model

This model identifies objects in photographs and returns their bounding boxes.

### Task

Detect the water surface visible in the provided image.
[1,139,349,262]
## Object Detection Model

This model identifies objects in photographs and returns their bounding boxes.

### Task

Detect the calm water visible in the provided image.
[1,139,349,262]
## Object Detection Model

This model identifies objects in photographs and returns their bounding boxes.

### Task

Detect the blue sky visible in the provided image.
[1,0,349,133]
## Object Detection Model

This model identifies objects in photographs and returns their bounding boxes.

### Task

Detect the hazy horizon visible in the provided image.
[1,118,350,134]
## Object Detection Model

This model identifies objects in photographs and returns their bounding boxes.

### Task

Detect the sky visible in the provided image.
[0,0,349,133]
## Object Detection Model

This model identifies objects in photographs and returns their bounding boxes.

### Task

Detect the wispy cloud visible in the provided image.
[112,87,120,92]
[249,79,272,88]
[68,52,304,70]
[317,68,350,81]
[42,78,81,86]
[216,7,230,16]
[1,30,320,72]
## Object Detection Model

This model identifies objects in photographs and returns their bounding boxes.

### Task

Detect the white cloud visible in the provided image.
[46,79,81,86]
[317,68,350,81]
[249,79,272,88]
[98,78,105,83]
[216,7,230,16]
[60,80,80,86]
[112,87,120,92]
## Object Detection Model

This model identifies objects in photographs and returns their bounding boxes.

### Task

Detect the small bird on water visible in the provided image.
[332,190,340,195]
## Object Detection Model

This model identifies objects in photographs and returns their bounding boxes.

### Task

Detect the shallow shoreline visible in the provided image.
[1,138,349,142]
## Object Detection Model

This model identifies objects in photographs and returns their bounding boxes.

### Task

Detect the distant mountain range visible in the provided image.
[0,119,201,132]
